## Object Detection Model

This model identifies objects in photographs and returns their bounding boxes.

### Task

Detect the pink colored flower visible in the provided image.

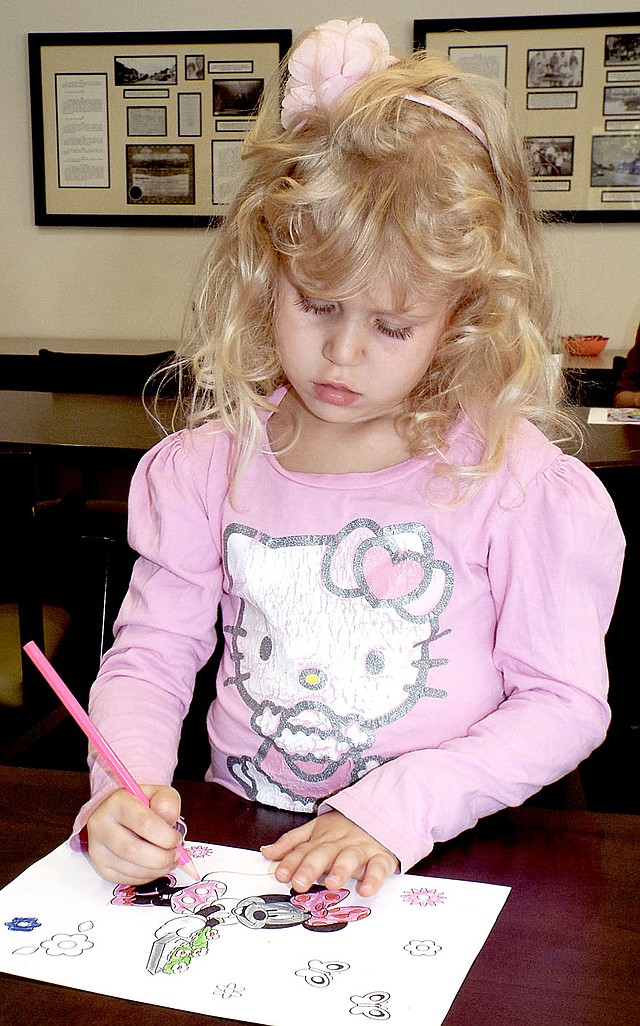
[402,887,447,907]
[281,18,395,128]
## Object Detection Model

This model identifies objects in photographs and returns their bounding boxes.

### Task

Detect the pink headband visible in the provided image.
[403,91,489,152]
[281,18,490,154]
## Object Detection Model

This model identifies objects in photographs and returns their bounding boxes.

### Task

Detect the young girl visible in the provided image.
[76,19,624,897]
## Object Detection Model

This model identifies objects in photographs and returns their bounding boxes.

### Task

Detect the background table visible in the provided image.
[0,389,177,501]
[0,389,174,453]
[569,406,640,468]
[1,393,638,468]
[0,767,638,1026]
[563,346,628,371]
[0,337,170,357]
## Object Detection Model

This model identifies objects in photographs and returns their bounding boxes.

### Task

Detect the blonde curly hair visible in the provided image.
[173,45,565,490]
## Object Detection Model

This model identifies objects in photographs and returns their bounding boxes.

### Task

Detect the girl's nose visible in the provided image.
[322,322,365,366]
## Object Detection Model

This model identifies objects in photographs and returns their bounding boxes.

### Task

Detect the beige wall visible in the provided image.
[2,0,639,348]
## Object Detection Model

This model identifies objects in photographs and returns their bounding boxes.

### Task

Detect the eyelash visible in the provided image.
[294,294,413,341]
[295,294,335,317]
[376,322,413,341]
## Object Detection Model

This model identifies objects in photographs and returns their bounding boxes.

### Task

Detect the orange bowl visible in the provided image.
[561,334,609,357]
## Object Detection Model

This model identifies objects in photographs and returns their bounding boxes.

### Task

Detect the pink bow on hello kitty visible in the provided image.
[281,17,396,128]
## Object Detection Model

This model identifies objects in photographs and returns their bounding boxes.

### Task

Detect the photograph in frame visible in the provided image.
[526,49,584,90]
[604,33,640,66]
[212,78,264,117]
[414,13,640,221]
[603,86,640,116]
[185,54,205,81]
[524,136,575,178]
[591,134,640,188]
[114,55,178,87]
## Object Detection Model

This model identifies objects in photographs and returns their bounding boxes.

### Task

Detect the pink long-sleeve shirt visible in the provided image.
[75,401,624,871]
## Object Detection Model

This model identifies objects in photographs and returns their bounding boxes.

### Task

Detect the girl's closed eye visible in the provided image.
[295,292,414,341]
[375,320,413,341]
[295,293,337,317]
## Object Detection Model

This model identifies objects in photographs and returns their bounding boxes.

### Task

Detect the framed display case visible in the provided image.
[414,14,640,221]
[28,29,291,227]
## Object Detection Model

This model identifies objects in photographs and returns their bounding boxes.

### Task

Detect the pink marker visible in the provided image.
[23,641,199,882]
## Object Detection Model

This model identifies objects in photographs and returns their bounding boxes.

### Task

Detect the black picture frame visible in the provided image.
[414,13,640,222]
[28,29,291,227]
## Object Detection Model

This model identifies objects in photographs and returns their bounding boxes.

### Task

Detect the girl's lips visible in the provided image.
[312,381,359,406]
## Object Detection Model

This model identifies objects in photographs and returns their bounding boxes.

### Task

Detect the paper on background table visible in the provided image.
[588,407,640,424]
[0,841,509,1026]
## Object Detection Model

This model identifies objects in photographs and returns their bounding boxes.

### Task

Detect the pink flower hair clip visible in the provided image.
[280,17,490,155]
[281,17,396,129]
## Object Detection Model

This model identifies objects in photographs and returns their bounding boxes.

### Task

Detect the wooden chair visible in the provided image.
[0,453,135,767]
[35,348,176,395]
[0,449,69,696]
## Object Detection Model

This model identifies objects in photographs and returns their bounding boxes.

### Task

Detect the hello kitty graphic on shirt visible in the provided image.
[222,518,454,811]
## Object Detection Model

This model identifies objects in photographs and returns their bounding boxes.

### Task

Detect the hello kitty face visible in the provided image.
[222,519,453,807]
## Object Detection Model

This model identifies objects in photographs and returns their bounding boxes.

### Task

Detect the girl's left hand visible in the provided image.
[261,810,399,898]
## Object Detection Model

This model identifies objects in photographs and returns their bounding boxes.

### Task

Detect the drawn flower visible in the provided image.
[4,916,41,932]
[404,938,443,956]
[40,928,94,957]
[401,887,446,907]
[281,18,395,128]
[186,845,216,859]
[213,981,244,999]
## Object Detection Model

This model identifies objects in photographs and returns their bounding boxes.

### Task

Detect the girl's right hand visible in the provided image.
[86,784,184,884]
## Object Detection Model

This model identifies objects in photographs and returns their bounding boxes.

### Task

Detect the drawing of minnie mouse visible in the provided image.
[112,874,370,933]
[112,874,371,975]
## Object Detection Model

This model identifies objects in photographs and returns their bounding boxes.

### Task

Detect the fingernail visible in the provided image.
[275,866,291,882]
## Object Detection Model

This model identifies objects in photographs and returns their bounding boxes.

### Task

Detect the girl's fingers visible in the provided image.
[105,787,182,849]
[112,819,178,868]
[287,843,341,892]
[261,821,316,860]
[143,784,183,828]
[272,843,366,893]
[261,812,400,896]
[274,845,395,897]
[89,837,177,885]
[323,847,370,890]
[120,802,180,850]
[354,852,398,897]
[87,786,184,883]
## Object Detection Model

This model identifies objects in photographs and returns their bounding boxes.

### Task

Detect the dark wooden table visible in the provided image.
[568,406,640,469]
[0,767,638,1026]
[0,389,178,500]
[1,392,638,466]
[0,389,175,452]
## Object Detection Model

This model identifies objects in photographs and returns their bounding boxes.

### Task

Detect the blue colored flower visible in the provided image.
[4,916,41,932]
